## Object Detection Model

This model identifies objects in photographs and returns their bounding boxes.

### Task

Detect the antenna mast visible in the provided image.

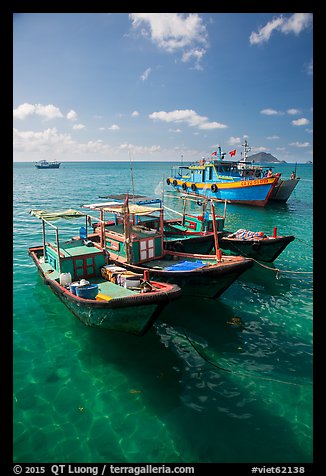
[241,140,251,162]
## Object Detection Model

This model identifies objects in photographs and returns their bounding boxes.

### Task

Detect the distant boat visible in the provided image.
[35,160,61,169]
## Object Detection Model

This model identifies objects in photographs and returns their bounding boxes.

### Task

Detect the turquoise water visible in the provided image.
[13,161,313,463]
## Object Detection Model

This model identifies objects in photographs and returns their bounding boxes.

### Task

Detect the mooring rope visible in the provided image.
[181,330,310,387]
[250,258,313,277]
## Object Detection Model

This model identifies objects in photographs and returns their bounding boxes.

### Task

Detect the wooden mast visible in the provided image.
[210,200,222,262]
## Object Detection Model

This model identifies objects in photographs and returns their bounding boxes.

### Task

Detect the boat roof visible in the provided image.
[82,202,162,215]
[98,193,162,206]
[30,209,86,221]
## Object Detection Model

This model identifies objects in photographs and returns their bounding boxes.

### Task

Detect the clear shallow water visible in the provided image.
[13,161,313,463]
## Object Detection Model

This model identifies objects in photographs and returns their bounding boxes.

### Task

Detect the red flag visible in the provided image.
[211,151,217,156]
[229,149,236,157]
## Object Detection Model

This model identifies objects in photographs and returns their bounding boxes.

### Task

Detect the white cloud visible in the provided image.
[250,13,312,45]
[266,135,280,140]
[13,127,166,160]
[289,141,310,147]
[149,109,227,130]
[140,67,152,81]
[287,108,301,115]
[108,124,120,131]
[13,127,74,151]
[292,118,309,126]
[250,16,285,45]
[13,103,64,120]
[67,110,78,121]
[13,103,36,120]
[132,111,139,117]
[260,108,281,115]
[227,137,242,146]
[281,13,313,35]
[72,124,86,130]
[129,13,208,68]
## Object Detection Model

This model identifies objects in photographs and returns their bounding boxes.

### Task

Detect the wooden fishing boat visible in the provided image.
[82,197,253,299]
[28,209,181,336]
[217,229,295,262]
[91,194,217,255]
[162,196,295,262]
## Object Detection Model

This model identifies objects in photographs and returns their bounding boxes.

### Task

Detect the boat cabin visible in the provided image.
[29,209,106,281]
[82,201,165,264]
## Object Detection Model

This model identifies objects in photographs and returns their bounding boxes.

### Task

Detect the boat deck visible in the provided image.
[38,255,137,298]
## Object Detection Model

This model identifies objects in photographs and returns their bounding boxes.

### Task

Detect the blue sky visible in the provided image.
[13,13,313,163]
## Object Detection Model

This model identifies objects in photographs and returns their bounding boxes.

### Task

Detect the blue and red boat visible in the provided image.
[166,142,280,207]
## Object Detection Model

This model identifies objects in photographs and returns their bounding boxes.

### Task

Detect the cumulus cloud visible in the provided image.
[67,110,78,121]
[149,109,227,130]
[13,103,64,120]
[13,127,74,151]
[72,124,86,130]
[129,13,208,68]
[13,127,162,159]
[108,124,120,130]
[131,111,139,117]
[292,118,309,126]
[250,13,312,45]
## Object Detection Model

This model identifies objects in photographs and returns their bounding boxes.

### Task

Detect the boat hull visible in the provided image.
[109,253,253,299]
[269,178,300,202]
[35,165,60,169]
[28,247,181,336]
[218,233,295,262]
[163,233,215,254]
[167,176,277,206]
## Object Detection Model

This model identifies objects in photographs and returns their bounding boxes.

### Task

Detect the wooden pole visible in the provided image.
[55,225,62,273]
[210,201,222,262]
[42,219,47,261]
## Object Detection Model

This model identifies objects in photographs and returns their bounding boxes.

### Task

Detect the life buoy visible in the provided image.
[182,182,187,190]
[166,178,171,185]
[211,183,218,193]
[173,179,177,186]
[255,170,261,178]
[191,184,197,191]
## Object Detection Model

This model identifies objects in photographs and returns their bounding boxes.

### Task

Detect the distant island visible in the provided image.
[306,160,312,164]
[247,151,286,164]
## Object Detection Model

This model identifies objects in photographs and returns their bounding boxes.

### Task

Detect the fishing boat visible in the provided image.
[236,141,300,203]
[93,194,217,254]
[163,195,295,262]
[82,197,253,299]
[35,160,61,169]
[28,209,181,336]
[166,140,298,206]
